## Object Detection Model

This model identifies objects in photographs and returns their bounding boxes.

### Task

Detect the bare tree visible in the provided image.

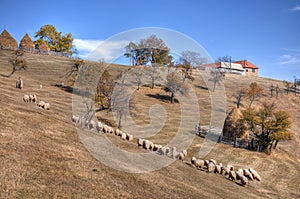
[7,50,28,78]
[209,68,225,92]
[165,72,188,103]
[62,58,85,80]
[145,63,161,89]
[216,55,233,62]
[235,88,246,109]
[177,50,206,82]
[131,66,144,90]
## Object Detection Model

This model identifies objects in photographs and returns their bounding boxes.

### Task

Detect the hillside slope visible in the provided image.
[0,49,299,198]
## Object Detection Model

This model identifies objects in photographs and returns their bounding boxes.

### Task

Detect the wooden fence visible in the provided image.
[0,45,70,57]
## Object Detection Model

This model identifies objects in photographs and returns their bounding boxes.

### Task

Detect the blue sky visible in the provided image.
[0,0,299,81]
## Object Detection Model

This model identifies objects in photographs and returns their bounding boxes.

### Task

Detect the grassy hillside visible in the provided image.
[0,49,299,198]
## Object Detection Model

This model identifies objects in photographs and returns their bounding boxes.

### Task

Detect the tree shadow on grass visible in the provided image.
[146,93,179,103]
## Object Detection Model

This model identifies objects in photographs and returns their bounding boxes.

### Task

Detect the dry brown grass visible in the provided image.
[0,49,299,198]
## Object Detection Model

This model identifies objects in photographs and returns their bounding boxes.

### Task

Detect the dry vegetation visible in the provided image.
[0,49,299,198]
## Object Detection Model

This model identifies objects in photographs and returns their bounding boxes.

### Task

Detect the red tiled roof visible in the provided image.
[234,60,259,69]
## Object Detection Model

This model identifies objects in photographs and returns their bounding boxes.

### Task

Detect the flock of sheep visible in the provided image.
[191,157,261,186]
[23,94,50,110]
[71,115,133,141]
[71,115,261,187]
[137,138,188,160]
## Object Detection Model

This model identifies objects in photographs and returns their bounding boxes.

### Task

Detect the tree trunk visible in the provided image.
[170,92,175,103]
[118,114,122,129]
[7,69,16,78]
[273,140,279,149]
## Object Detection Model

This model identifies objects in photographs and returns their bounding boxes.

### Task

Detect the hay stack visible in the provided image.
[222,107,248,138]
[0,29,18,49]
[19,33,35,50]
[38,40,50,52]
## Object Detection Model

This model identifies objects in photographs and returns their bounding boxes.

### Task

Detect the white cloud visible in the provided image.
[289,6,300,12]
[279,54,300,65]
[73,38,129,62]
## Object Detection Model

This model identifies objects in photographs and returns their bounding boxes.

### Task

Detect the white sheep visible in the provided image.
[44,103,50,110]
[227,165,234,171]
[115,129,121,136]
[37,100,45,108]
[153,144,162,151]
[209,159,217,165]
[96,122,103,132]
[72,115,80,123]
[228,170,237,181]
[29,95,34,102]
[177,152,185,160]
[171,147,178,159]
[121,132,127,140]
[214,165,221,174]
[182,150,187,157]
[137,138,144,146]
[195,159,205,168]
[149,141,154,150]
[102,125,109,133]
[237,168,244,176]
[126,133,133,141]
[88,121,96,130]
[207,162,215,173]
[191,157,197,165]
[240,175,249,186]
[249,168,261,181]
[158,146,167,155]
[143,140,151,149]
[23,95,30,102]
[32,94,37,103]
[165,147,170,156]
[243,169,254,181]
[221,166,230,176]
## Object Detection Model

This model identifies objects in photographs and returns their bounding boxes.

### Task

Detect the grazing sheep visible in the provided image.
[126,133,133,141]
[182,150,187,157]
[137,138,144,146]
[37,100,45,108]
[204,160,210,168]
[214,165,221,174]
[44,103,50,110]
[32,94,37,103]
[149,141,154,150]
[72,115,80,123]
[249,168,261,181]
[219,163,223,167]
[177,152,185,160]
[121,132,127,140]
[165,147,170,156]
[102,125,109,133]
[96,122,103,132]
[240,175,249,186]
[236,171,243,181]
[221,166,230,177]
[191,157,197,165]
[171,147,178,159]
[143,140,151,149]
[228,170,237,181]
[158,146,167,155]
[227,165,234,171]
[16,77,23,89]
[29,95,34,102]
[195,159,205,168]
[237,168,244,176]
[209,159,217,165]
[23,95,30,102]
[115,129,121,136]
[207,162,215,173]
[243,169,254,181]
[88,120,96,130]
[39,84,42,89]
[153,144,162,152]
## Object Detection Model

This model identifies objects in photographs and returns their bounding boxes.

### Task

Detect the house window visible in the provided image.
[252,69,255,73]
[246,69,248,72]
